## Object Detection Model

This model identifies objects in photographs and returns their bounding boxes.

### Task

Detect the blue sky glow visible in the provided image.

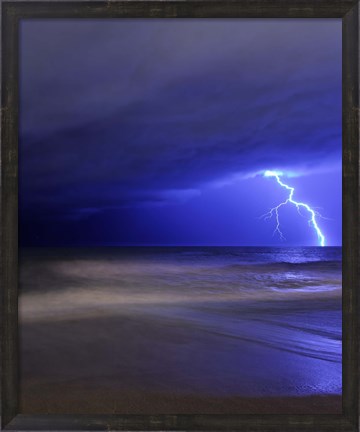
[19,19,342,247]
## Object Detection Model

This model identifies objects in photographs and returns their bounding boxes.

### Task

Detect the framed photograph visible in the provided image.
[1,1,359,431]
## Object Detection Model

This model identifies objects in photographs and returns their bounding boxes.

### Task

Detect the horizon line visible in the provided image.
[19,244,342,248]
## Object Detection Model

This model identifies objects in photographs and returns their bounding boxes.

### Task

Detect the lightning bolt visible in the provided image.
[261,170,325,247]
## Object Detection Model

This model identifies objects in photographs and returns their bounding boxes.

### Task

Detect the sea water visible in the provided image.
[19,246,342,399]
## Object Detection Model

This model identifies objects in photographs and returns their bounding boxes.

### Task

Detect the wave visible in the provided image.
[225,260,341,268]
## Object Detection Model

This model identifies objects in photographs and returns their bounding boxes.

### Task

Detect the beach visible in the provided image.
[19,246,342,414]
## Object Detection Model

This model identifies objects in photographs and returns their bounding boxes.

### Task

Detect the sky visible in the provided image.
[19,19,342,247]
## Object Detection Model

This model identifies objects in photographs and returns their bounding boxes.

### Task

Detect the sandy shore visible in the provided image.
[20,312,342,415]
[20,382,342,415]
[19,247,342,415]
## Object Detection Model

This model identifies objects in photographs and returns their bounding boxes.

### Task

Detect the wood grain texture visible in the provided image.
[1,1,359,431]
[1,3,19,430]
[1,0,359,18]
[342,2,360,430]
[2,413,358,431]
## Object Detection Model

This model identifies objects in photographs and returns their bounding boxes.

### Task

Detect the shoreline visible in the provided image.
[19,247,342,415]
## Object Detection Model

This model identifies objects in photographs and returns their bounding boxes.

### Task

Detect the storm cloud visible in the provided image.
[19,19,342,246]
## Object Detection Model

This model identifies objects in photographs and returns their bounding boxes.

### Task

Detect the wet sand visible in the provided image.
[20,310,341,414]
[21,385,341,415]
[19,247,342,414]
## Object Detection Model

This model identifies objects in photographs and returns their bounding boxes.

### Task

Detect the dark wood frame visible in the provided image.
[1,1,359,430]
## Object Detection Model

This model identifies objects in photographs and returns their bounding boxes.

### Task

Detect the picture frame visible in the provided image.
[1,1,359,431]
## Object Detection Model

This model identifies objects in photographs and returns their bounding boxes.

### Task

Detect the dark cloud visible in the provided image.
[19,19,341,245]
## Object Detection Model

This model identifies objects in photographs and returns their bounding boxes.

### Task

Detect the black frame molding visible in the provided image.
[1,1,359,431]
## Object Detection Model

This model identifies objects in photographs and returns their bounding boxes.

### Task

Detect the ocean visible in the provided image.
[19,246,342,414]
